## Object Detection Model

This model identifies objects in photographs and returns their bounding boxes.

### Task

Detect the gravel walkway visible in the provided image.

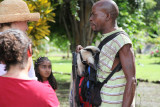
[136,82,160,107]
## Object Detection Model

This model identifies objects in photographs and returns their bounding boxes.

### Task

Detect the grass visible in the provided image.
[56,82,70,107]
[49,55,72,73]
[47,54,160,106]
[136,54,160,81]
[49,56,72,82]
[48,54,160,82]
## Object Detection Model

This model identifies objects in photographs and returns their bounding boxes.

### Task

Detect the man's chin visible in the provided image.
[93,30,98,34]
[91,28,98,34]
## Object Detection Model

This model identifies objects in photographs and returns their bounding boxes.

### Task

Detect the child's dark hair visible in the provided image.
[35,57,57,90]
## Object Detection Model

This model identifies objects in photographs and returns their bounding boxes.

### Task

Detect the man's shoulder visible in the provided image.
[114,31,132,44]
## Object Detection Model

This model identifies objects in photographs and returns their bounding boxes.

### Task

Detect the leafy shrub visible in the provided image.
[25,0,56,46]
[150,45,160,57]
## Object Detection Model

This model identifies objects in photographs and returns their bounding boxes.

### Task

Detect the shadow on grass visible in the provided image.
[56,82,70,107]
[54,73,71,107]
[150,62,160,64]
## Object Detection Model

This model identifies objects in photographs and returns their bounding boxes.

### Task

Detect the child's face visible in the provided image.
[38,60,52,81]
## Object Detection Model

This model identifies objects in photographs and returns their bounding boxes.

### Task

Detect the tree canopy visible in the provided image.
[0,0,159,53]
[49,0,160,52]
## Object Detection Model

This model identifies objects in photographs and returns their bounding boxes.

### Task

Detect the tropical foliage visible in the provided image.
[115,0,160,51]
[143,0,160,38]
[50,0,97,52]
[0,0,159,54]
[50,0,160,52]
[25,0,56,46]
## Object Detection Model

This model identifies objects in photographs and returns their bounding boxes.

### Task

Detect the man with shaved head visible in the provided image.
[77,0,136,107]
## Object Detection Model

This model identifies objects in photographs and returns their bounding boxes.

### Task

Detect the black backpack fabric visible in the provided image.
[76,31,126,107]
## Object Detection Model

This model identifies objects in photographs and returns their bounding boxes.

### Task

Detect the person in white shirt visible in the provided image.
[0,0,40,80]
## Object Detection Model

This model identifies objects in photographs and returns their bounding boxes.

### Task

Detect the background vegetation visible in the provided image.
[0,0,159,106]
[8,0,157,82]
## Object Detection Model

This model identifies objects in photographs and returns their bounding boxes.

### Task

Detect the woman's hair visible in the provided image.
[0,23,12,32]
[0,23,12,27]
[0,29,32,70]
[34,57,58,90]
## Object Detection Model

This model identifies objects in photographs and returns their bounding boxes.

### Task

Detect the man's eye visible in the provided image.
[90,13,94,17]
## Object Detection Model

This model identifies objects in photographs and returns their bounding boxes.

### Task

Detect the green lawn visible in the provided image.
[49,56,72,82]
[50,57,72,73]
[136,54,160,81]
[48,54,160,106]
[49,54,160,82]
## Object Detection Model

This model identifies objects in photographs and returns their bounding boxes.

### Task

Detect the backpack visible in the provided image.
[71,31,126,107]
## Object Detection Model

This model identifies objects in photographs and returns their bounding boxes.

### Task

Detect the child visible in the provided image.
[35,57,58,91]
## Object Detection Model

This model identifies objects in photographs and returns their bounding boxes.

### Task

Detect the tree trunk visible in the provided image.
[61,0,97,52]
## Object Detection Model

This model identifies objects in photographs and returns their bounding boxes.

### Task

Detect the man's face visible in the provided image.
[11,21,28,32]
[89,5,106,32]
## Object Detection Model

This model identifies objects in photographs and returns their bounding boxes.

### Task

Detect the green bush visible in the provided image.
[150,45,160,57]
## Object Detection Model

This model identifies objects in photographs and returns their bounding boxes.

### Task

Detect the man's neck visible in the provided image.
[102,26,118,34]
[101,22,118,34]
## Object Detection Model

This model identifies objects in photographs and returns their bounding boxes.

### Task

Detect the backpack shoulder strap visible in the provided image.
[100,63,122,89]
[96,31,127,89]
[95,31,125,64]
[98,31,125,50]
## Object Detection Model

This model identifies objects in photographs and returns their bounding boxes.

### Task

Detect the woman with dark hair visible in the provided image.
[0,29,60,107]
[35,57,58,90]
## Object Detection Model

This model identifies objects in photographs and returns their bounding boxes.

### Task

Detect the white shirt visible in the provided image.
[0,64,6,76]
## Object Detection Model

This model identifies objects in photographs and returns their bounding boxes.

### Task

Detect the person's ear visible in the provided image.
[27,44,32,57]
[106,13,111,21]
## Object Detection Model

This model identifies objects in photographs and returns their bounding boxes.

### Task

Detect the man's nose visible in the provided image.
[89,16,92,22]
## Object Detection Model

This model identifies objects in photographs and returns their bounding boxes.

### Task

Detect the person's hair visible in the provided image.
[0,23,12,31]
[0,29,32,70]
[34,57,58,90]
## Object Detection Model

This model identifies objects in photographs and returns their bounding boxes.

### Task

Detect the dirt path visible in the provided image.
[56,82,160,107]
[136,82,160,107]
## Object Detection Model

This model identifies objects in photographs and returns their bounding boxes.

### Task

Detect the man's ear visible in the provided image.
[106,13,111,21]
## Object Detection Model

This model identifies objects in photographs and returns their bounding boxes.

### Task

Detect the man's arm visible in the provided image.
[119,44,136,107]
